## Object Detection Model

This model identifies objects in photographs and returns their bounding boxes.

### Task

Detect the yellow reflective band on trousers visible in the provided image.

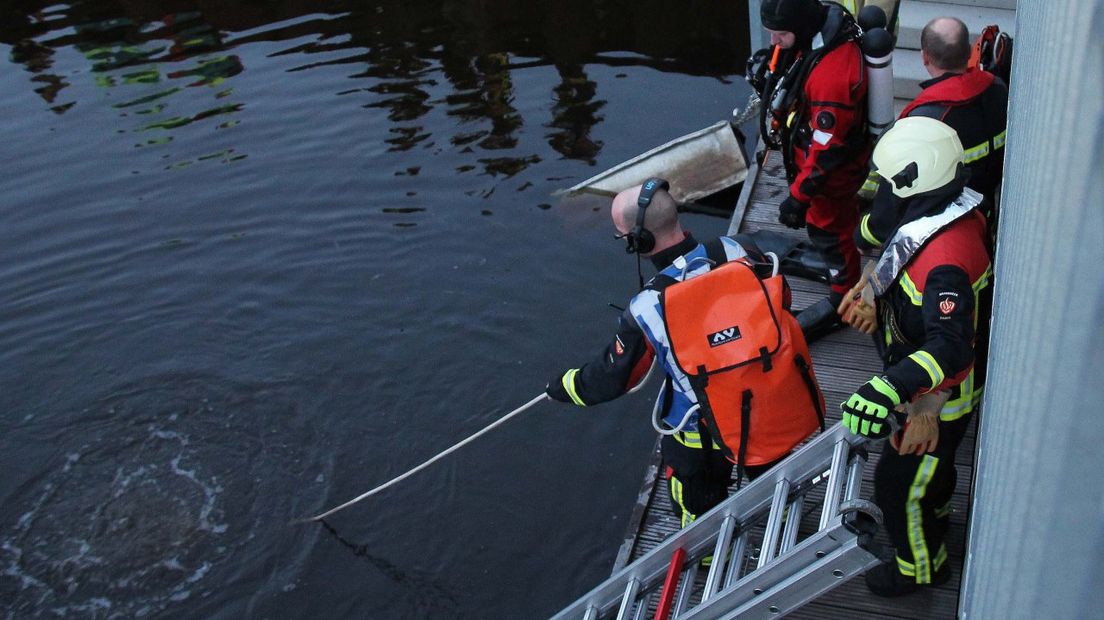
[993,129,1007,149]
[673,430,723,450]
[897,545,947,579]
[859,213,881,246]
[561,369,586,406]
[905,455,940,582]
[669,476,697,528]
[907,350,945,390]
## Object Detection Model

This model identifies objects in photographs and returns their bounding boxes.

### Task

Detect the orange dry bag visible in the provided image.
[663,259,825,480]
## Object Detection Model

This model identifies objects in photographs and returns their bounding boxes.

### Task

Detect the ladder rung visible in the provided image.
[703,514,737,601]
[818,439,849,530]
[724,531,748,588]
[779,496,804,555]
[654,547,686,620]
[844,454,865,501]
[615,578,641,620]
[758,479,791,568]
[631,595,648,620]
[673,561,699,616]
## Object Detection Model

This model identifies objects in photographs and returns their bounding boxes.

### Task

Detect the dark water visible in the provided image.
[0,2,752,617]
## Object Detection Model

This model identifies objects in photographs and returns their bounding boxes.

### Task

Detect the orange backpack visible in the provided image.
[663,259,825,481]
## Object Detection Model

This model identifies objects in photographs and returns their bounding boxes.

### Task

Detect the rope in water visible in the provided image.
[293,392,550,524]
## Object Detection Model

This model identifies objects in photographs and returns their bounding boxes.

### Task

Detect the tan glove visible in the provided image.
[838,262,878,334]
[889,390,949,455]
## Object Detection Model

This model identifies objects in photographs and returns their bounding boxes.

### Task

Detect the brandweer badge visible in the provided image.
[939,298,956,315]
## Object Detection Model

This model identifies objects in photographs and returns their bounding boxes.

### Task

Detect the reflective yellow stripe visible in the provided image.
[859,213,881,246]
[973,264,993,293]
[940,370,975,421]
[906,455,939,583]
[669,476,696,528]
[972,384,986,409]
[561,369,586,406]
[898,545,947,579]
[935,500,953,519]
[908,350,945,390]
[963,140,990,164]
[993,129,1007,149]
[673,431,722,450]
[839,0,859,15]
[933,544,948,572]
[858,171,881,200]
[899,272,923,306]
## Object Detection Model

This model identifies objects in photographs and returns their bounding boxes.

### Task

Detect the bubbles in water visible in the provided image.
[0,374,321,618]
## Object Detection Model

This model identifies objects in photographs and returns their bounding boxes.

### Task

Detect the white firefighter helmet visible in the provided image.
[872,116,965,198]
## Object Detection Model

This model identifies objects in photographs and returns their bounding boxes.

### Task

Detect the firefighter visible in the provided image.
[838,117,992,596]
[756,0,875,340]
[546,180,820,529]
[857,16,1009,250]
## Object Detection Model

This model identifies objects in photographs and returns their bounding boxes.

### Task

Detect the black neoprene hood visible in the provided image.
[760,0,827,42]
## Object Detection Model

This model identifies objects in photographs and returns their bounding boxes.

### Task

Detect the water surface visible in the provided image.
[0,2,752,617]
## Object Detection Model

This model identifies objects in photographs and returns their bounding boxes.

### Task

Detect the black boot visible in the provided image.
[796,297,842,343]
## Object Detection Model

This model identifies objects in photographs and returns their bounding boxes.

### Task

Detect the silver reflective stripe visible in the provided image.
[869,189,983,298]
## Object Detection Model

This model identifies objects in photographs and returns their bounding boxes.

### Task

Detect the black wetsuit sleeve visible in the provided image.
[884,265,976,400]
[547,311,655,406]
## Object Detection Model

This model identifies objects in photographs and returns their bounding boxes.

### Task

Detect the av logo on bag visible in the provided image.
[708,325,742,347]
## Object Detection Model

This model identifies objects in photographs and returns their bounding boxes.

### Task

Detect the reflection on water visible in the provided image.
[5,0,746,178]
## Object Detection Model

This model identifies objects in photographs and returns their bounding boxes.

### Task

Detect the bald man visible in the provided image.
[856,17,1008,250]
[547,181,815,531]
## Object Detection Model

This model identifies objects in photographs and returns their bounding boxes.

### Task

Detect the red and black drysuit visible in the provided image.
[546,235,789,526]
[765,3,872,300]
[858,68,1009,248]
[862,184,992,584]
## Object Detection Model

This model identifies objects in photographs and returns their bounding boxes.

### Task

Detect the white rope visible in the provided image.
[294,392,550,524]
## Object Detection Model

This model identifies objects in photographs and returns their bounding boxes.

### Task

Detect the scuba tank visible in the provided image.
[859,5,895,138]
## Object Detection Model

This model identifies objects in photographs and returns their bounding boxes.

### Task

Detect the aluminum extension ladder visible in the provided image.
[551,423,887,620]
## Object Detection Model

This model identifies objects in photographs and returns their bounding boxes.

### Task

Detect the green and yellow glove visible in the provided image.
[841,376,903,439]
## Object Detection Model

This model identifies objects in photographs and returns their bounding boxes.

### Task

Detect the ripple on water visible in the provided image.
[0,374,323,619]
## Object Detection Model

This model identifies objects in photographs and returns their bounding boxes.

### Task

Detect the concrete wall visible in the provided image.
[961,0,1104,618]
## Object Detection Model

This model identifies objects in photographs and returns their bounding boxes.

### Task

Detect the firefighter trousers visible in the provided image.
[873,411,974,583]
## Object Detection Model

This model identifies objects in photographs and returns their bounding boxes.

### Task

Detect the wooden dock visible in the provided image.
[611,149,977,619]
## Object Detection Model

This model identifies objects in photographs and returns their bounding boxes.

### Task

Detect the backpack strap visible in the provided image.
[794,354,826,431]
[735,389,753,490]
